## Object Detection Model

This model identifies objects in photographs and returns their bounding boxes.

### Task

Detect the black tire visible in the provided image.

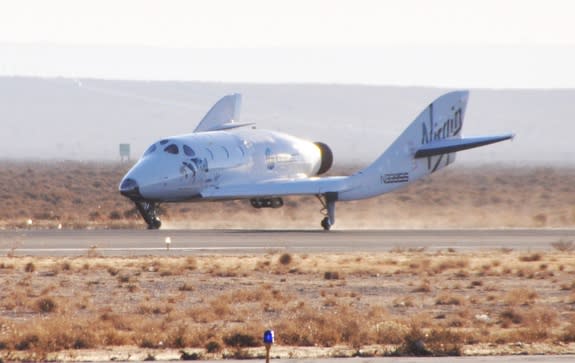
[148,219,162,230]
[321,217,331,231]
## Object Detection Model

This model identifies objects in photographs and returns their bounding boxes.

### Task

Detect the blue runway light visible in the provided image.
[263,330,275,345]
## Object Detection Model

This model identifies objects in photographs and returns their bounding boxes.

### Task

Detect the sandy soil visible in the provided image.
[1,249,575,361]
[0,161,574,230]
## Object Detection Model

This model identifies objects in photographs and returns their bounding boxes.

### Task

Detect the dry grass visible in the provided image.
[1,162,575,229]
[519,253,543,262]
[551,239,575,252]
[0,250,574,360]
[435,293,466,306]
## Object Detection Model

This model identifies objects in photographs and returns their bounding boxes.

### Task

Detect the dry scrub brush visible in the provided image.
[0,250,575,358]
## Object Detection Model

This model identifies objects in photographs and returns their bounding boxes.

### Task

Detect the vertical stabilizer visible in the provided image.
[339,91,469,200]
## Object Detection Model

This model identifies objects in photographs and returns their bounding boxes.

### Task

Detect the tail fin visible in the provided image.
[339,91,512,201]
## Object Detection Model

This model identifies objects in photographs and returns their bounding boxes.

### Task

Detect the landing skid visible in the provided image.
[134,201,162,230]
[250,197,284,209]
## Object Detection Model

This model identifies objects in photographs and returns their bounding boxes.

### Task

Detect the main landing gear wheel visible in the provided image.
[321,217,331,231]
[134,201,162,230]
[317,192,337,231]
[148,218,162,230]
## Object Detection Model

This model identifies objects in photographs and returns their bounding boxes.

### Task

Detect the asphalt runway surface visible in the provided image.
[0,228,573,256]
[184,357,574,363]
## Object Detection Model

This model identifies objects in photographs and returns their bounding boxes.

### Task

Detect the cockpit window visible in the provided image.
[183,145,195,157]
[144,144,157,156]
[160,139,170,145]
[164,144,179,155]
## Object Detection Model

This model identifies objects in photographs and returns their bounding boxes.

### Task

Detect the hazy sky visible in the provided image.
[1,0,575,88]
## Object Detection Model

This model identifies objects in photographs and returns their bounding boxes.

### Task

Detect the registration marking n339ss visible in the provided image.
[381,172,409,184]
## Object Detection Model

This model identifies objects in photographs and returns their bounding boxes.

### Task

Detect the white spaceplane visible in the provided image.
[119,91,512,230]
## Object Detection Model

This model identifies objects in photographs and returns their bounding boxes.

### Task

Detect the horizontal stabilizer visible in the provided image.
[414,134,514,158]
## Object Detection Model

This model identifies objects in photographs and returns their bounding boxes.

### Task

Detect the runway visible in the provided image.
[0,228,573,256]
[186,357,575,363]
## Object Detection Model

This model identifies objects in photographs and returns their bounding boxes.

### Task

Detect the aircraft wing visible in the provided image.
[201,176,351,199]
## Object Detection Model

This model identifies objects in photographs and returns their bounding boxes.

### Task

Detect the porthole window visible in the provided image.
[144,144,157,156]
[183,145,195,157]
[160,139,170,145]
[164,144,179,155]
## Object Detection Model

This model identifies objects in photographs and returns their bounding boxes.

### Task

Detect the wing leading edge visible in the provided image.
[201,176,351,199]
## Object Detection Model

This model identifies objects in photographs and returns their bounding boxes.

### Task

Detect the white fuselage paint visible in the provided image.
[123,128,322,202]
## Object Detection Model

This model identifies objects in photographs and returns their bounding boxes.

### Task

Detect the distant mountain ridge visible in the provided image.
[0,77,573,165]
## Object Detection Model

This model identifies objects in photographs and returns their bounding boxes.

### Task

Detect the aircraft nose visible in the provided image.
[119,178,143,200]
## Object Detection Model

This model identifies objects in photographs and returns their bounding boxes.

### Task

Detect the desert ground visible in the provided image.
[1,249,575,361]
[1,162,575,361]
[0,161,574,230]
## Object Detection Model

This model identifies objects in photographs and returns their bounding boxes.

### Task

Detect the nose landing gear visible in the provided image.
[134,201,162,229]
